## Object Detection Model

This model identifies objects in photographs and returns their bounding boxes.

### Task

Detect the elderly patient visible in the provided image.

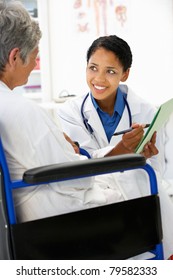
[0,0,124,222]
[0,1,173,259]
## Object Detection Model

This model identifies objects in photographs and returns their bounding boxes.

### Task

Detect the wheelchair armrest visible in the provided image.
[23,154,146,184]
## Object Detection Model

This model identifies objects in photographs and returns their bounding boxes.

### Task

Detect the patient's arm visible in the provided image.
[63,133,80,154]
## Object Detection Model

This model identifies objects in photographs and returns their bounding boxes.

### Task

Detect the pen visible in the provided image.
[113,124,150,136]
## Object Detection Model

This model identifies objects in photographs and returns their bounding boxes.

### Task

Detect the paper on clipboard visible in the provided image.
[135,98,173,153]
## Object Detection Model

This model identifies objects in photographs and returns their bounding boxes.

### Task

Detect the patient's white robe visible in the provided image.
[0,81,173,259]
[0,81,124,219]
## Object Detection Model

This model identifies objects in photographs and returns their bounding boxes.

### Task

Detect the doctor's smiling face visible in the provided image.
[86,47,129,105]
[86,35,132,112]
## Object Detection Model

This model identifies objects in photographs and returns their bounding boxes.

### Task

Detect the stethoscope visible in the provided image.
[81,92,132,135]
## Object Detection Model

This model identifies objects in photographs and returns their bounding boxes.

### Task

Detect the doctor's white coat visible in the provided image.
[57,85,165,173]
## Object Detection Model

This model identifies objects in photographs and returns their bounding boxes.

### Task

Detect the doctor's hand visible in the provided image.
[141,132,158,159]
[121,123,146,152]
[107,123,145,156]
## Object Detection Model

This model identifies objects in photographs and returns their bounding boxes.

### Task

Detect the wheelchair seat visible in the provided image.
[0,137,164,260]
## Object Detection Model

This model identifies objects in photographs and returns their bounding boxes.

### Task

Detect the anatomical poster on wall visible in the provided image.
[72,0,131,37]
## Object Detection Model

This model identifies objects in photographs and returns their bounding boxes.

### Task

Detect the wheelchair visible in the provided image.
[0,137,164,259]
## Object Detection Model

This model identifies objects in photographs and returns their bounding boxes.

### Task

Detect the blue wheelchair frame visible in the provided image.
[0,137,164,259]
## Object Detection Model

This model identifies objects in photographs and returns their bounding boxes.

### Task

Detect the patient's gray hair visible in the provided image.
[0,0,42,74]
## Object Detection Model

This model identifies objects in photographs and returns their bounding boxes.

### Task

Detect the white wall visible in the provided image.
[127,0,173,106]
[41,0,173,106]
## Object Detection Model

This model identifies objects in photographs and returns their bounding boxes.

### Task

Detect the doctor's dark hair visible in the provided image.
[86,35,132,72]
[0,0,41,75]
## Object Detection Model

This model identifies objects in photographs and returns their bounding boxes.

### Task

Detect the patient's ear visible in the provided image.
[121,68,130,82]
[8,48,20,67]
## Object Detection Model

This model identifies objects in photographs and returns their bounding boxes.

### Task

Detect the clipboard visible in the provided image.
[135,98,173,153]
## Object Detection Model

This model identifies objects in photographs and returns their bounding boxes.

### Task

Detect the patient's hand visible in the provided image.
[63,133,80,154]
[141,132,158,159]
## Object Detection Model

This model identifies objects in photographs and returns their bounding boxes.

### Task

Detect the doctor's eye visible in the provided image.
[89,65,97,72]
[107,69,116,75]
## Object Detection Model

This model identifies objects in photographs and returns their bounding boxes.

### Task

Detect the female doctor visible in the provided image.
[57,35,173,259]
[57,35,164,174]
